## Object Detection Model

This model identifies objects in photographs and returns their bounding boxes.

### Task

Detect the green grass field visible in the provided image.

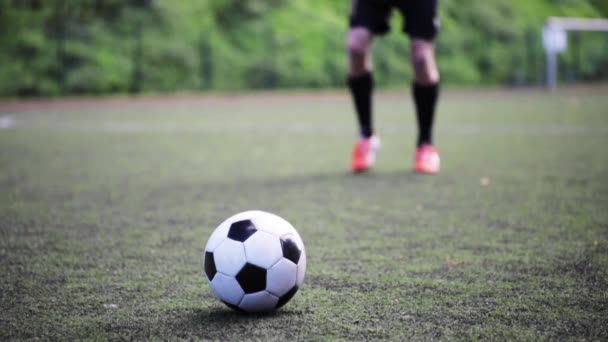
[1,87,607,340]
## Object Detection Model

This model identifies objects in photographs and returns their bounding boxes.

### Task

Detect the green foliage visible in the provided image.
[0,0,606,97]
[590,0,608,16]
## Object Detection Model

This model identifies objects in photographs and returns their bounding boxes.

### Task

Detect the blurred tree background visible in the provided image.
[0,0,606,97]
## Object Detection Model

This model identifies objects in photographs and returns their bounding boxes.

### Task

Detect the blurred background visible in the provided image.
[0,0,606,98]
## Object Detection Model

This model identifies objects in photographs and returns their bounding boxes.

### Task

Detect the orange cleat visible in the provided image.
[351,135,380,173]
[414,144,440,174]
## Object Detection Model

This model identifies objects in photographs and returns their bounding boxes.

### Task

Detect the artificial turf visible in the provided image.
[1,86,607,340]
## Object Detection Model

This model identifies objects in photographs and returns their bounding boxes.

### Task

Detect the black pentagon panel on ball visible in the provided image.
[204,252,217,281]
[280,238,301,264]
[235,263,267,294]
[276,286,299,309]
[228,220,258,242]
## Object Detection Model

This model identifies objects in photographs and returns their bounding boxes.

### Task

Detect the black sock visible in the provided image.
[348,72,374,138]
[412,82,439,147]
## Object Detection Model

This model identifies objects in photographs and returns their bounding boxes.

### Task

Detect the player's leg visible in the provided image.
[347,27,374,139]
[411,39,439,148]
[347,0,390,172]
[402,0,441,174]
[411,39,441,174]
[348,28,380,173]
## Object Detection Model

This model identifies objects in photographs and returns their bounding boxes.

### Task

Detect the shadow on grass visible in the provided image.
[169,305,305,338]
[145,168,436,206]
[228,169,434,191]
[186,306,299,323]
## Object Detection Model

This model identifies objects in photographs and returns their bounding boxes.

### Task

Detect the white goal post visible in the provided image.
[543,17,608,89]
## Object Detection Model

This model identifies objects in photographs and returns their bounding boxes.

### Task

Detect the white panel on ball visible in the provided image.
[296,249,306,287]
[239,291,279,312]
[251,212,294,237]
[210,273,245,305]
[243,231,283,268]
[213,239,246,276]
[266,258,297,297]
[204,225,229,253]
[209,210,260,250]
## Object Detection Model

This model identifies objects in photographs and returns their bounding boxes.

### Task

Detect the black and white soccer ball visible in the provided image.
[203,210,306,312]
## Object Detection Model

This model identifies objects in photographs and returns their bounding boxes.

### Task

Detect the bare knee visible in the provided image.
[411,39,439,85]
[347,28,373,77]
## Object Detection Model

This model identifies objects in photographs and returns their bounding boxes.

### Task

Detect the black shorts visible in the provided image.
[349,0,439,40]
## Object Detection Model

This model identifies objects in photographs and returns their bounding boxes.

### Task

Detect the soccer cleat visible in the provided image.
[414,144,440,174]
[351,135,380,173]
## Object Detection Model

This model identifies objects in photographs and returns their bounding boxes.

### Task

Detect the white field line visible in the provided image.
[0,115,14,129]
[3,117,607,136]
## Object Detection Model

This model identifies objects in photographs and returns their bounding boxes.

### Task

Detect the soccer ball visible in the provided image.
[203,210,306,312]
